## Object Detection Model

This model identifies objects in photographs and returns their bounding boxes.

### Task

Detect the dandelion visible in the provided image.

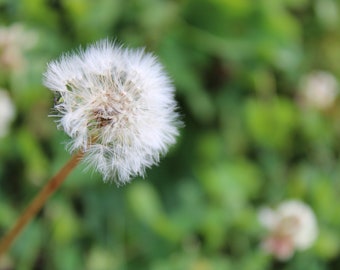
[0,24,37,71]
[0,39,181,255]
[43,39,181,184]
[298,71,338,110]
[258,200,318,261]
[0,89,15,138]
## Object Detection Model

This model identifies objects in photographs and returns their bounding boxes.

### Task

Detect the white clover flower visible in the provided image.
[43,39,181,185]
[258,200,318,260]
[299,71,338,110]
[0,89,15,138]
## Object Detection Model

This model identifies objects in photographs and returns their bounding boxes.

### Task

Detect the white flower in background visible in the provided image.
[44,39,181,185]
[299,71,338,110]
[258,200,318,261]
[0,23,37,71]
[0,89,15,137]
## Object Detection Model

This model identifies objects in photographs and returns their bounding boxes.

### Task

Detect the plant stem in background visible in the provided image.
[0,150,84,257]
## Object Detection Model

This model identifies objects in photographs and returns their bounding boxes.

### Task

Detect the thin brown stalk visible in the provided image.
[0,150,84,257]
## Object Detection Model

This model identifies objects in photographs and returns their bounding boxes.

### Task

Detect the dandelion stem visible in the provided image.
[0,150,84,257]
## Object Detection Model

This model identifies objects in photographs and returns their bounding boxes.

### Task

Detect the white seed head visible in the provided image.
[0,89,15,137]
[44,39,181,185]
[258,200,318,260]
[299,71,338,110]
[0,23,37,70]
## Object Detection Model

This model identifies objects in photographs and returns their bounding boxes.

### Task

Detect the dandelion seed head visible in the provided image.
[0,24,37,71]
[299,71,338,110]
[0,89,15,138]
[258,200,318,260]
[44,39,181,185]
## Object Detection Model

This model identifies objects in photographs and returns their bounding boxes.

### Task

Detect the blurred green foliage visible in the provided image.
[1,0,340,269]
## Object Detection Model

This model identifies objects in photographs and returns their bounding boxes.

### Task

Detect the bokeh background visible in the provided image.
[1,0,340,269]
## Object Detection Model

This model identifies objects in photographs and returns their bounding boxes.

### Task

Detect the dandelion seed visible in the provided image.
[44,39,181,185]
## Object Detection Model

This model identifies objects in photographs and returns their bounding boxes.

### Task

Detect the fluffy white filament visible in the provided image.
[44,39,181,185]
